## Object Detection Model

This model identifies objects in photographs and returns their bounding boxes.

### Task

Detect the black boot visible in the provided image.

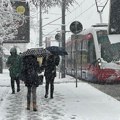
[45,94,48,98]
[12,90,15,94]
[11,81,15,94]
[50,84,54,99]
[12,88,15,94]
[17,88,20,92]
[45,84,49,98]
[50,94,53,99]
[17,80,20,92]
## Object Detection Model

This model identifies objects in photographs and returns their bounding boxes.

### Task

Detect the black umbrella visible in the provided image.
[21,48,50,57]
[46,46,68,56]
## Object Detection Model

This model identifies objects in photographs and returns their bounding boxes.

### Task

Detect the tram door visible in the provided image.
[79,33,96,79]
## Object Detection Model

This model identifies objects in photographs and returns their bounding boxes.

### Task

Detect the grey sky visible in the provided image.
[29,0,110,48]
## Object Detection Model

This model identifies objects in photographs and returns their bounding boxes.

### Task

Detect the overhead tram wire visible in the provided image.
[42,16,62,27]
[65,0,86,26]
[42,0,86,36]
[43,1,107,40]
[65,0,103,27]
[42,0,85,28]
[43,28,59,37]
[74,0,81,6]
[42,0,95,37]
[66,2,97,27]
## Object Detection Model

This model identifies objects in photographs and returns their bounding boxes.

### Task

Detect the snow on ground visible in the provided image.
[0,69,120,120]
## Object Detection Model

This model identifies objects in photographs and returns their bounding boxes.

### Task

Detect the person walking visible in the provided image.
[43,54,60,99]
[21,55,41,111]
[6,47,21,94]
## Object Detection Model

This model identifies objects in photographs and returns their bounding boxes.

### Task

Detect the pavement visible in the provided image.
[0,69,120,120]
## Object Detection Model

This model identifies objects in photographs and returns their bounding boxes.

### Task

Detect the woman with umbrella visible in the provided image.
[21,55,42,111]
[42,53,60,99]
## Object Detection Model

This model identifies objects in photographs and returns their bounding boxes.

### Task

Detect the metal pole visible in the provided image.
[99,11,103,23]
[59,40,61,79]
[81,41,83,79]
[61,0,66,78]
[0,42,3,73]
[39,0,42,47]
[75,36,78,87]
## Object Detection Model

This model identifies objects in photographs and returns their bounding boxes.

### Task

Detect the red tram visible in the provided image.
[65,24,120,83]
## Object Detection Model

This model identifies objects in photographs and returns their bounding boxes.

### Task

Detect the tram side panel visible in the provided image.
[66,39,76,77]
[66,33,100,82]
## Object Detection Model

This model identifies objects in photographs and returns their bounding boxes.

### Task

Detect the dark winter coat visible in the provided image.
[43,55,60,79]
[21,55,40,87]
[6,48,21,78]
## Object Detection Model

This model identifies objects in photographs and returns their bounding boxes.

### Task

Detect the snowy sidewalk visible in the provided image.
[0,69,120,120]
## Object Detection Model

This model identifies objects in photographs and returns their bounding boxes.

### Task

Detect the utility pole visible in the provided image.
[61,0,66,78]
[39,0,42,47]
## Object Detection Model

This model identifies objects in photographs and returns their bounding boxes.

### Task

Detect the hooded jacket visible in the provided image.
[6,47,21,78]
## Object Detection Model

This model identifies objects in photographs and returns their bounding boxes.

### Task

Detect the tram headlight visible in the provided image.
[98,62,102,66]
[97,58,101,66]
[97,58,101,63]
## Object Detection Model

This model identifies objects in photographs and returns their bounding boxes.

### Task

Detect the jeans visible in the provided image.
[27,85,37,104]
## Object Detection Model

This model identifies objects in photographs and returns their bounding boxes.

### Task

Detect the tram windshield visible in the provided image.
[97,30,120,62]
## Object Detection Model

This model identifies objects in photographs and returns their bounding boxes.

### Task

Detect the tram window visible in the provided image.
[101,45,113,62]
[97,30,113,62]
[109,43,120,61]
[97,30,110,45]
[88,39,96,64]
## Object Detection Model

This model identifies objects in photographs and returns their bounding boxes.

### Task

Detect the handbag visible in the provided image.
[38,75,43,85]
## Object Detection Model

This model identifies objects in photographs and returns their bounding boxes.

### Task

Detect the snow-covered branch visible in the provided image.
[0,0,27,43]
[30,0,75,9]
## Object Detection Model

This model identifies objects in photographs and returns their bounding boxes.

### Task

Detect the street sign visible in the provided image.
[55,33,61,42]
[70,21,83,34]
